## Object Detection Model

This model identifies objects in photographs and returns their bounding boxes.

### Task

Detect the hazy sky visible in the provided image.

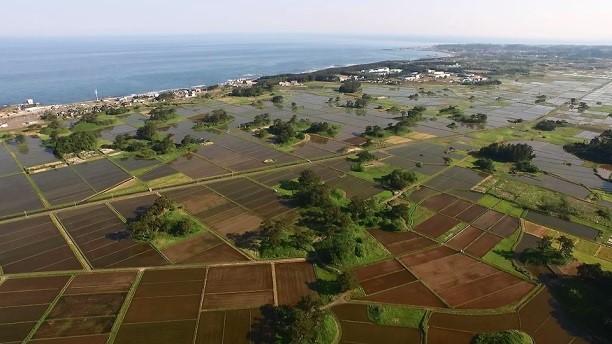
[3,0,612,43]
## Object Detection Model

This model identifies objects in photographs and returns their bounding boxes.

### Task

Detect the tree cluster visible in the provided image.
[347,198,411,231]
[555,263,612,340]
[342,94,370,108]
[127,196,198,241]
[363,125,386,138]
[306,122,338,137]
[53,131,98,157]
[534,120,568,131]
[453,112,488,124]
[564,130,612,164]
[338,80,362,93]
[241,113,271,130]
[250,296,327,344]
[148,107,177,122]
[266,115,308,144]
[193,109,233,129]
[386,106,427,134]
[478,142,535,162]
[231,86,266,97]
[520,235,574,265]
[379,169,418,191]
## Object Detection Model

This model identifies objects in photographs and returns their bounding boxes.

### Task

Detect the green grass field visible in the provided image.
[367,304,426,328]
[482,229,524,277]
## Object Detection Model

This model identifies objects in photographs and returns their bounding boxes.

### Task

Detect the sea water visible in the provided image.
[0,34,443,105]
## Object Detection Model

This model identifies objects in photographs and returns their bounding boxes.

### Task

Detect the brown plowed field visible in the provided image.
[400,246,457,267]
[195,309,261,344]
[471,210,505,230]
[161,232,247,264]
[369,230,437,256]
[47,293,126,318]
[518,288,553,334]
[354,259,405,281]
[363,281,447,308]
[429,312,520,332]
[440,199,473,217]
[327,175,383,199]
[123,295,202,323]
[207,178,291,218]
[446,226,484,250]
[114,320,197,344]
[140,267,206,283]
[489,216,520,237]
[163,185,228,214]
[56,204,168,268]
[66,271,136,294]
[195,311,225,343]
[333,304,422,344]
[360,270,417,295]
[428,327,474,344]
[33,316,116,338]
[465,233,503,258]
[30,271,139,342]
[0,275,70,344]
[275,262,316,305]
[133,280,205,298]
[456,204,488,223]
[0,215,82,274]
[441,272,525,307]
[427,288,580,344]
[422,193,459,211]
[218,309,251,344]
[414,214,461,238]
[29,335,109,344]
[203,290,274,310]
[170,154,231,179]
[400,246,534,309]
[0,305,48,323]
[179,243,249,264]
[458,281,534,309]
[110,194,159,220]
[116,268,205,344]
[205,264,273,294]
[408,187,439,202]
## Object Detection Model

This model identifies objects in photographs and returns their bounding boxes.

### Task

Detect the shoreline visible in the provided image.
[0,49,449,130]
[1,47,445,110]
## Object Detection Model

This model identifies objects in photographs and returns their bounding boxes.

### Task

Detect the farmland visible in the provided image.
[1,49,611,342]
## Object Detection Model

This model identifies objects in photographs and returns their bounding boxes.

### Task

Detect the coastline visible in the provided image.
[0,48,448,129]
[0,38,446,108]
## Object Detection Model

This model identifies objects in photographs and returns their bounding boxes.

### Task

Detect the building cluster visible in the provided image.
[278,80,303,87]
[16,99,40,111]
[224,78,257,87]
[361,67,403,75]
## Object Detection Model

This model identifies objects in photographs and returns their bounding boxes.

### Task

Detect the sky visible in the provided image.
[3,0,612,43]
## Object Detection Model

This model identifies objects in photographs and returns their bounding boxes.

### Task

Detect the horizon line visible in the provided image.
[0,32,611,46]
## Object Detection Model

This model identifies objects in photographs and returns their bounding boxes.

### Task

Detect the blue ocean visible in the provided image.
[0,34,443,106]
